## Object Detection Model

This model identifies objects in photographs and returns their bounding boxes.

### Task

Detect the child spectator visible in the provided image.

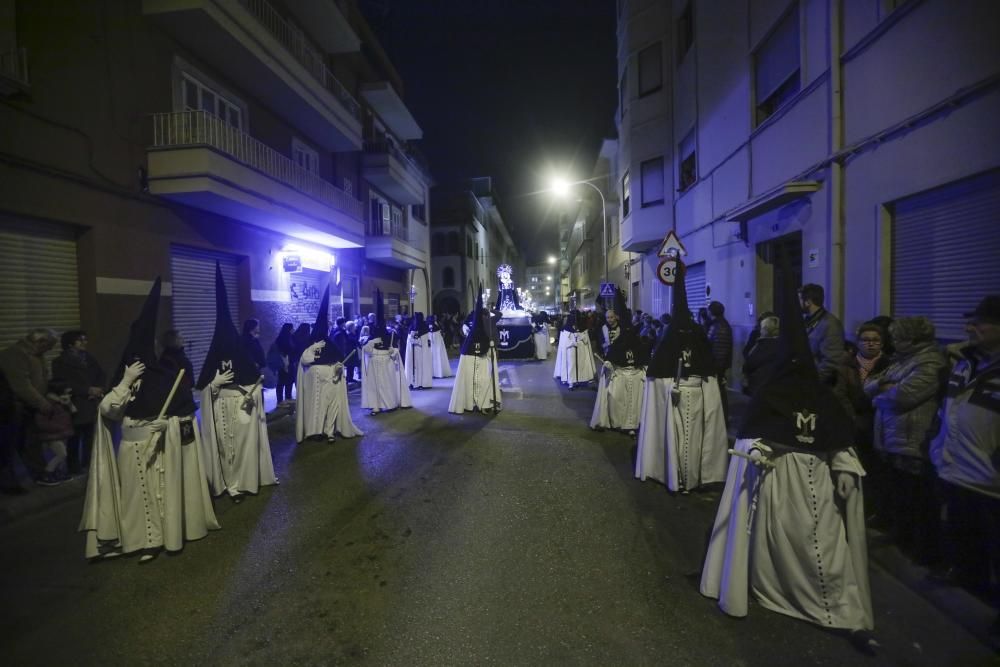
[34,379,76,485]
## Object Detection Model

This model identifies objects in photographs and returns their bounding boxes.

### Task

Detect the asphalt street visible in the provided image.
[0,358,996,666]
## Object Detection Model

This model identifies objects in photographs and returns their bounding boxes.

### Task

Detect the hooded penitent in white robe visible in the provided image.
[634,375,728,492]
[448,351,502,414]
[79,381,220,558]
[560,332,597,387]
[553,330,571,380]
[590,363,646,431]
[404,331,434,389]
[431,330,453,377]
[700,438,873,631]
[296,343,363,440]
[534,324,550,360]
[200,384,277,497]
[361,338,412,412]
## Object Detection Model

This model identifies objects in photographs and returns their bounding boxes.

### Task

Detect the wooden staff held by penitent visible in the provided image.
[148,368,186,451]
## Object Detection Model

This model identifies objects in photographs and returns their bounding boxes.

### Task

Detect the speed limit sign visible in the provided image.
[657,258,678,285]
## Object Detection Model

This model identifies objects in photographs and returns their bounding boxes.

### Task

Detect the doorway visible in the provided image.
[755,231,802,319]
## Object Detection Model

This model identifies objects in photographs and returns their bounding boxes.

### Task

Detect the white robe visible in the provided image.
[361,339,412,411]
[296,344,363,440]
[430,330,453,377]
[553,330,572,380]
[700,439,873,631]
[534,324,550,360]
[634,376,728,492]
[448,352,502,414]
[200,384,277,497]
[590,364,646,431]
[560,332,597,386]
[79,380,220,558]
[404,331,434,388]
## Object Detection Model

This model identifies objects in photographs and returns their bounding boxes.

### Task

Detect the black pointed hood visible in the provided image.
[369,289,391,349]
[312,285,344,364]
[461,287,492,356]
[647,261,714,378]
[410,312,429,337]
[113,278,196,419]
[563,311,579,332]
[737,253,853,451]
[196,263,259,388]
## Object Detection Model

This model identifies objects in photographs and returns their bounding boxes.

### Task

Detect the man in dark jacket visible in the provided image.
[707,301,733,419]
[741,315,781,396]
[51,330,106,474]
[0,329,57,490]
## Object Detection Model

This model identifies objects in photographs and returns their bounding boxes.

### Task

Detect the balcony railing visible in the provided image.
[0,47,29,87]
[238,0,360,120]
[151,110,364,221]
[367,216,411,243]
[364,135,429,183]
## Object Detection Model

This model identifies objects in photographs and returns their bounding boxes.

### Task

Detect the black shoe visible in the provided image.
[36,474,63,487]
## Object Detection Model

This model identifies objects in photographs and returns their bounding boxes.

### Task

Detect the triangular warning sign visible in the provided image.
[657,230,687,257]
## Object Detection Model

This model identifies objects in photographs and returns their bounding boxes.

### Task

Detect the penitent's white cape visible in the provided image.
[361,338,412,411]
[79,380,220,558]
[448,351,502,414]
[200,384,277,497]
[534,324,550,360]
[553,330,571,380]
[431,330,453,377]
[296,343,363,441]
[700,439,873,631]
[590,364,646,431]
[634,376,728,492]
[559,332,597,386]
[404,331,434,389]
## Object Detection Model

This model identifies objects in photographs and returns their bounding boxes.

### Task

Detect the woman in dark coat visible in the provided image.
[51,330,106,474]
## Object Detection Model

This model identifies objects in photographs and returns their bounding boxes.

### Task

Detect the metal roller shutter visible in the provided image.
[170,246,240,380]
[684,261,707,317]
[891,170,1000,341]
[0,219,80,364]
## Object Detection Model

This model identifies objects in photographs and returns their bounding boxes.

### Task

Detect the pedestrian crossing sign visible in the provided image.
[599,282,616,297]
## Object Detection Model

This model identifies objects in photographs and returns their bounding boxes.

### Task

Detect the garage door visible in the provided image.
[170,246,240,380]
[684,261,707,317]
[0,219,80,363]
[892,170,1000,341]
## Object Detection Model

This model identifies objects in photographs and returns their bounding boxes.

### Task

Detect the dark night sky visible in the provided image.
[358,0,618,265]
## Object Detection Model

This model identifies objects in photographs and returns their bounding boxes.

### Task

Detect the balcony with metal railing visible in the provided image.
[361,133,427,205]
[0,47,29,95]
[364,210,427,270]
[147,110,365,248]
[143,0,362,151]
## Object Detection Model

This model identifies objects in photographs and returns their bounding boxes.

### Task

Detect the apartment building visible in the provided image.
[429,177,522,315]
[525,264,558,312]
[0,0,432,377]
[615,0,1000,382]
[558,139,632,312]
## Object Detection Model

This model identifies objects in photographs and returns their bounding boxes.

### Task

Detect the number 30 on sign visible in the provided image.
[657,258,679,286]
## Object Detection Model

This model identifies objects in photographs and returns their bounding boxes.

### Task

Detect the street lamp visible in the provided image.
[550,177,608,288]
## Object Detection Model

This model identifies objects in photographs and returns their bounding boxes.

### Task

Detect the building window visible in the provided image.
[342,177,353,196]
[622,170,631,217]
[432,233,445,254]
[466,235,473,258]
[638,42,662,96]
[181,73,242,129]
[677,2,694,63]
[754,4,801,127]
[443,266,455,288]
[609,214,620,247]
[678,131,697,191]
[641,158,665,206]
[292,138,319,174]
[412,203,426,221]
[447,232,459,254]
[619,65,628,119]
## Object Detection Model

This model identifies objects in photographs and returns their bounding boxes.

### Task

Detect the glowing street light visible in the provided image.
[548,177,608,287]
[547,255,557,265]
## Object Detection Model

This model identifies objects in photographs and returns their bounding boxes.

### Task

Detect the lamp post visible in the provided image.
[551,178,608,291]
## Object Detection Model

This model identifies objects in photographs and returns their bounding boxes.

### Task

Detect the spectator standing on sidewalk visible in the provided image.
[865,317,947,565]
[267,323,295,402]
[51,330,106,475]
[741,314,781,396]
[33,379,76,486]
[929,295,1000,642]
[799,283,856,419]
[0,329,57,488]
[850,322,894,526]
[706,301,733,420]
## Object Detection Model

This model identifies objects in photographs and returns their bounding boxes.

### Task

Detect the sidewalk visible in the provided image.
[2,388,996,652]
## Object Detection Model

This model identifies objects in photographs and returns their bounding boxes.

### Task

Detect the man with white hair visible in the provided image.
[0,329,57,490]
